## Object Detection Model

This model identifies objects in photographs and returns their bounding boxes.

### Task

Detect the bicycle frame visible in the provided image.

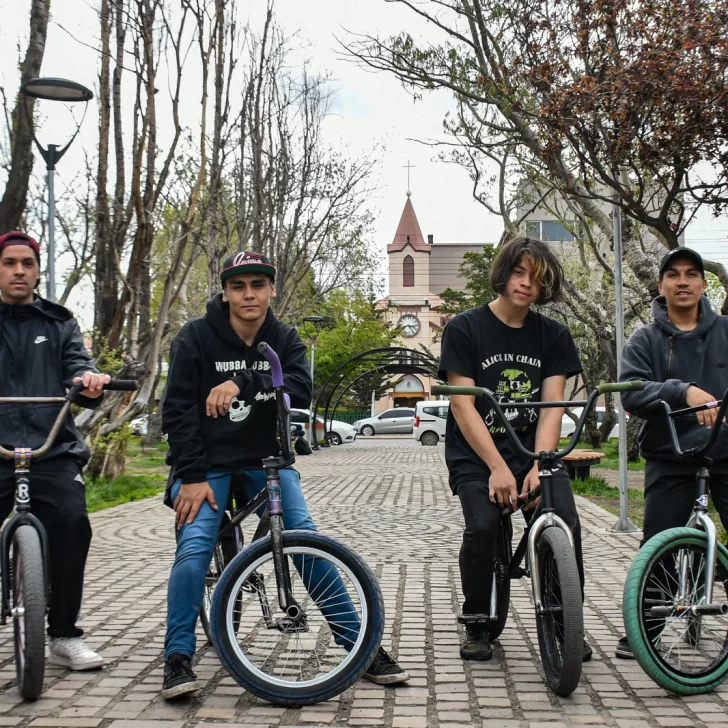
[432,380,641,621]
[648,394,728,613]
[0,380,137,625]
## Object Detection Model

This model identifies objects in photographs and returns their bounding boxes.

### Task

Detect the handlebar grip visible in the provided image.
[104,379,138,392]
[596,381,644,394]
[258,342,284,388]
[431,384,485,397]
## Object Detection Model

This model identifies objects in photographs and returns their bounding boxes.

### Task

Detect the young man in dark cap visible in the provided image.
[161,251,408,699]
[0,230,111,670]
[618,247,728,658]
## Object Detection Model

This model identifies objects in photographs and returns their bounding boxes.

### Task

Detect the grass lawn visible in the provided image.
[559,437,645,471]
[86,439,168,513]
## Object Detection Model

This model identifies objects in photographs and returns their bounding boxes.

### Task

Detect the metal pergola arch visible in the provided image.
[312,346,442,447]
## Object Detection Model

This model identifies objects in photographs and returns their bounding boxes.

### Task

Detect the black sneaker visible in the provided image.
[460,624,492,661]
[162,653,200,700]
[583,639,593,662]
[615,636,634,659]
[363,647,410,685]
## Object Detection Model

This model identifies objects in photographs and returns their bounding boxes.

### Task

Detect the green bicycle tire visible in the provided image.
[623,527,728,695]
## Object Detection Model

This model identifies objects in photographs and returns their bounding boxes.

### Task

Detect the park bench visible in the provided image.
[563,449,605,480]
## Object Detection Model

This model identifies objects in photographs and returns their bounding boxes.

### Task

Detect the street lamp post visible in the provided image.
[20,77,93,302]
[303,315,325,448]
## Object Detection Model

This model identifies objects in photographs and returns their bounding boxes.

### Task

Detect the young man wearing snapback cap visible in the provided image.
[161,251,409,698]
[0,230,111,670]
[617,247,728,658]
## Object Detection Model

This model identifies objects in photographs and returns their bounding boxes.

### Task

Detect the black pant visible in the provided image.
[643,459,728,545]
[0,457,92,637]
[456,464,584,615]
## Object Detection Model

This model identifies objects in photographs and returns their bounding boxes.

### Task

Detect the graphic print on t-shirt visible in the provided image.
[483,358,540,433]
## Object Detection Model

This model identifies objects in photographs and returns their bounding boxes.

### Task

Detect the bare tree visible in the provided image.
[0,0,51,233]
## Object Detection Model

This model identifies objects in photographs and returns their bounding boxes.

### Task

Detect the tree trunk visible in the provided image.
[0,0,50,233]
[144,378,166,446]
[626,414,642,462]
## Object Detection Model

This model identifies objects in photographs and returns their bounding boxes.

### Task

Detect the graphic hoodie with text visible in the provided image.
[620,295,728,465]
[163,294,312,485]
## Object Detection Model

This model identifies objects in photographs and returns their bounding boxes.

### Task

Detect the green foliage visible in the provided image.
[706,273,726,313]
[300,289,398,409]
[436,247,498,321]
[91,331,126,374]
[86,474,166,513]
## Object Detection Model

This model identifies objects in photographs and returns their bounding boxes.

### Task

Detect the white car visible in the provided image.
[561,405,624,439]
[290,409,357,446]
[413,400,449,445]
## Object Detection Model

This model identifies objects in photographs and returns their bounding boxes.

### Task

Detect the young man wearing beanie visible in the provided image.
[0,230,111,669]
[161,251,409,698]
[617,247,728,658]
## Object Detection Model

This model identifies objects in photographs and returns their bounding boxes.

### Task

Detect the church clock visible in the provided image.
[397,313,421,338]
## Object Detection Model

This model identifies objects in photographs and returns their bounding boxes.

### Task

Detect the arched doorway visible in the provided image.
[392,374,425,408]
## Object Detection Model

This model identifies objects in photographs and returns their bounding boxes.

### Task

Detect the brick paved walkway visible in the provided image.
[0,444,726,728]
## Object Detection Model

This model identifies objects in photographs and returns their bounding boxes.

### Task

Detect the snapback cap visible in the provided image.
[0,231,40,260]
[220,251,276,283]
[658,247,705,278]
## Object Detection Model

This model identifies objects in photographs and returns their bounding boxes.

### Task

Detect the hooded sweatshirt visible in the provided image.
[162,294,312,485]
[620,295,728,464]
[0,297,102,464]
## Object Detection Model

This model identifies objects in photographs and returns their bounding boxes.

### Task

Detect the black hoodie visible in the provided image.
[0,297,102,464]
[620,295,728,464]
[162,294,312,484]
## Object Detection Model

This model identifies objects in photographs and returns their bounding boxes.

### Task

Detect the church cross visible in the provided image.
[403,160,416,197]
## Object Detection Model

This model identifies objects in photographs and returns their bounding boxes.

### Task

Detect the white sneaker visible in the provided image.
[48,637,104,671]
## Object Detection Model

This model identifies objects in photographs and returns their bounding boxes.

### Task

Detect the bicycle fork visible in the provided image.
[264,461,303,625]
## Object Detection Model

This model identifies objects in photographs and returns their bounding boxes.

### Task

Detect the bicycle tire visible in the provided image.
[12,526,46,700]
[623,528,728,695]
[534,527,583,696]
[488,519,512,641]
[200,517,240,644]
[210,530,384,706]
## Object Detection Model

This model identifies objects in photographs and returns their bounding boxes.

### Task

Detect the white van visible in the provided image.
[413,400,450,445]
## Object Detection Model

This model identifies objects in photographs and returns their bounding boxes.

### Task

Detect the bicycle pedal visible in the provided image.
[511,567,529,579]
[457,613,491,625]
[274,616,309,633]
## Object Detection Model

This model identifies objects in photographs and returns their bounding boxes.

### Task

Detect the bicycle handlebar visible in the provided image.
[0,379,139,460]
[256,342,292,461]
[431,380,643,463]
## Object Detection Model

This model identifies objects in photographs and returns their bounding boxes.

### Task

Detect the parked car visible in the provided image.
[353,407,416,436]
[413,400,449,445]
[560,405,625,439]
[290,409,357,446]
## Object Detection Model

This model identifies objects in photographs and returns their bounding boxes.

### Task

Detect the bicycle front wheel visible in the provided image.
[11,526,46,700]
[210,530,384,706]
[534,527,583,696]
[623,528,728,695]
[488,518,512,641]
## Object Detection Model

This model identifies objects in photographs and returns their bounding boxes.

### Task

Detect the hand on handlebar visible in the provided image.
[489,464,518,509]
[206,380,241,418]
[72,372,111,398]
[174,481,218,526]
[687,386,720,429]
[521,466,542,511]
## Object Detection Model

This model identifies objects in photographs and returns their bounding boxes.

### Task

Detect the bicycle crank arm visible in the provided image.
[650,603,728,617]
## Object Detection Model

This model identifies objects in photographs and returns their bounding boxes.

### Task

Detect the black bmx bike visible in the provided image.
[623,389,728,694]
[206,342,385,706]
[0,379,137,700]
[433,380,641,696]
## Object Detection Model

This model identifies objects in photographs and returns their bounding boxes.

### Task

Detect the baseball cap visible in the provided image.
[0,231,40,260]
[658,247,705,278]
[220,251,276,283]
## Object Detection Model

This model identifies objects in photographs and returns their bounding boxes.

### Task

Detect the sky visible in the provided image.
[1,0,727,326]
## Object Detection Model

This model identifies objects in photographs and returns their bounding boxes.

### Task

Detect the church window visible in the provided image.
[403,255,414,287]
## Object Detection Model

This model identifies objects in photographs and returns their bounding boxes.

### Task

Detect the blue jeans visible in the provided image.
[164,468,361,659]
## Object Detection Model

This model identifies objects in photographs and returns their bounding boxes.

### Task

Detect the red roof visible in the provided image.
[387,197,431,253]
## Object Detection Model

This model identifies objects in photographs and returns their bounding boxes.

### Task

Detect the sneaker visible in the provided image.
[615,635,634,659]
[460,624,492,661]
[583,639,593,662]
[162,653,199,700]
[363,647,410,685]
[48,637,104,671]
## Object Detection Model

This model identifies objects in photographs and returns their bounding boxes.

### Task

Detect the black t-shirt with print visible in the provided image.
[438,304,582,490]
